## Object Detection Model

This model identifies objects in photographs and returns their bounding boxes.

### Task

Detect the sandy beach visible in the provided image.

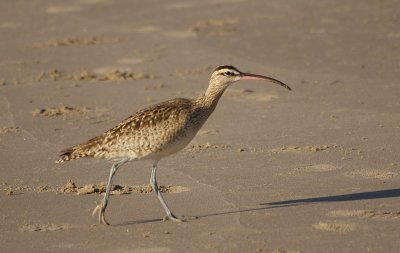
[1,0,400,252]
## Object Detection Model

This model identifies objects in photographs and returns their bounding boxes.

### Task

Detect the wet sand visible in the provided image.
[1,0,400,252]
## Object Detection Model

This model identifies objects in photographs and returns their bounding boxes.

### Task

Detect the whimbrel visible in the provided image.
[57,65,291,225]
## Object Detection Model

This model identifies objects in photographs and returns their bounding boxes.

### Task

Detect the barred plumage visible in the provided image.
[57,65,290,225]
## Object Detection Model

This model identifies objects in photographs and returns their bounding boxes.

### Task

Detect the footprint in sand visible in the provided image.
[184,142,230,152]
[0,126,20,134]
[92,67,153,80]
[291,164,339,173]
[19,223,72,232]
[32,105,91,118]
[33,37,102,48]
[271,144,336,153]
[312,221,356,233]
[37,68,153,82]
[345,169,398,180]
[327,209,400,220]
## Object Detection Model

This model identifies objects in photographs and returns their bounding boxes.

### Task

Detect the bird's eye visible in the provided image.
[223,71,233,76]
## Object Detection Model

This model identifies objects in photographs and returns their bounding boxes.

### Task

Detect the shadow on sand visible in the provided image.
[115,188,400,226]
[261,188,400,206]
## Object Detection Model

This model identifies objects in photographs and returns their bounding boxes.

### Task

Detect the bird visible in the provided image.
[57,65,291,225]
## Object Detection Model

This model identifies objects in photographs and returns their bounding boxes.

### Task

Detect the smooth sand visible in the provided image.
[1,1,400,252]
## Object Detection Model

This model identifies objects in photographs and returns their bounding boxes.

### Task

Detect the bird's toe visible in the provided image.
[163,214,185,223]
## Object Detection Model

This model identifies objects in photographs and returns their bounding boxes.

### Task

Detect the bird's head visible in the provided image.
[210,65,291,91]
[211,65,243,84]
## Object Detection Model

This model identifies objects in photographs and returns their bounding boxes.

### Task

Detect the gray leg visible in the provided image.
[150,161,184,222]
[92,158,128,225]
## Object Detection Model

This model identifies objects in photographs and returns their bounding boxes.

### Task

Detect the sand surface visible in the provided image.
[1,0,400,252]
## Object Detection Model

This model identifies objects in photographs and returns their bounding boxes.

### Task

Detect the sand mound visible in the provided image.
[58,180,189,195]
[32,106,91,117]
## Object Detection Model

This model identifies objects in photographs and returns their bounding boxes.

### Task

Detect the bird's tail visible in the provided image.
[56,136,103,163]
[56,147,90,163]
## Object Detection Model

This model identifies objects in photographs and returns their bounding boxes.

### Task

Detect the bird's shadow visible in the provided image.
[114,188,400,226]
[260,188,400,206]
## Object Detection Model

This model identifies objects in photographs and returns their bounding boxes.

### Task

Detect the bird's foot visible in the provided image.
[92,203,111,226]
[162,214,198,222]
[163,213,185,222]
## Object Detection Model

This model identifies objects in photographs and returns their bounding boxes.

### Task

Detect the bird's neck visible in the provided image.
[196,80,228,111]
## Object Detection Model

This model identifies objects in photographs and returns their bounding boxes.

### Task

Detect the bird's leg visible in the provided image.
[150,161,184,222]
[93,158,128,225]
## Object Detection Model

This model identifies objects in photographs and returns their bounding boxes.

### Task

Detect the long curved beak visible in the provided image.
[240,73,291,91]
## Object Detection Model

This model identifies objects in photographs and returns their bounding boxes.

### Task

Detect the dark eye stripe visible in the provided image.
[223,72,233,76]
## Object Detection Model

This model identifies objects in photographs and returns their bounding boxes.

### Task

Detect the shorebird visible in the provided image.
[57,65,291,225]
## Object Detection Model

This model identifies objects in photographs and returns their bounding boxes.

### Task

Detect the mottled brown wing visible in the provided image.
[57,98,192,162]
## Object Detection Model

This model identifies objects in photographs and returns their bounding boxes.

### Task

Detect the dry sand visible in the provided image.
[1,0,400,252]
